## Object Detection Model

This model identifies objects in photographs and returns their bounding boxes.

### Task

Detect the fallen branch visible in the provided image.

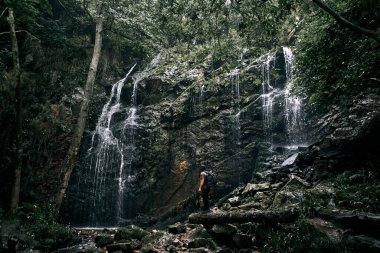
[188,208,299,225]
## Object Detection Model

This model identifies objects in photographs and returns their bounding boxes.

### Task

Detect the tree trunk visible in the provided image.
[55,14,103,209]
[8,8,22,213]
[311,0,380,44]
[188,209,299,226]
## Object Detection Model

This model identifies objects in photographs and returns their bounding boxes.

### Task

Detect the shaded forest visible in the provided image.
[0,0,379,252]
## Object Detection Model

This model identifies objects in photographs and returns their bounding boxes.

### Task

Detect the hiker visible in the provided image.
[198,167,210,211]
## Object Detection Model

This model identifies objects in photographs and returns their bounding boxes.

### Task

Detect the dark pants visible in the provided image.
[202,187,210,211]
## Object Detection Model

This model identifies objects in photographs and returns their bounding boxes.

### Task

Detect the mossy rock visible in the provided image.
[141,243,158,253]
[95,234,114,247]
[106,243,134,253]
[187,238,218,250]
[115,225,149,241]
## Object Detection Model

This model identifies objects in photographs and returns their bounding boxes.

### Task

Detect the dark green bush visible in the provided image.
[17,203,79,251]
[334,170,380,213]
[258,219,350,253]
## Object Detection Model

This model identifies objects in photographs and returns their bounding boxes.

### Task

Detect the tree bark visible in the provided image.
[55,13,103,209]
[8,8,22,213]
[188,209,299,225]
[312,0,380,44]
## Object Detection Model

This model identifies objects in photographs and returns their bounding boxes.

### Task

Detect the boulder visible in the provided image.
[168,222,186,234]
[232,232,253,248]
[115,225,149,241]
[242,183,270,195]
[187,238,217,250]
[211,224,237,244]
[281,153,299,167]
[95,234,114,247]
[227,196,240,206]
[106,243,134,253]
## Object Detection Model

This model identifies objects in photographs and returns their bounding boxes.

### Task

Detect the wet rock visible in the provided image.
[221,203,232,211]
[166,244,177,253]
[281,153,299,167]
[115,225,149,241]
[106,243,133,253]
[232,232,253,248]
[95,234,114,247]
[271,182,284,190]
[168,222,186,234]
[227,196,240,206]
[242,183,270,195]
[141,244,160,253]
[211,224,237,245]
[187,238,217,250]
[215,249,234,253]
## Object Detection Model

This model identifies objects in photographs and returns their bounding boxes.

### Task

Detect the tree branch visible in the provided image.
[0,30,40,41]
[0,7,8,19]
[312,0,380,44]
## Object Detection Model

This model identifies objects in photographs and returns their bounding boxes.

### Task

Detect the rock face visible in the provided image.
[62,46,380,227]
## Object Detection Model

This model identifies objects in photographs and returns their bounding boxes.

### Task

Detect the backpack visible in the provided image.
[205,170,217,188]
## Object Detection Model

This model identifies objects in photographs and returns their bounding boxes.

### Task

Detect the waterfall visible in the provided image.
[199,83,205,116]
[283,47,305,146]
[86,64,136,226]
[231,68,240,100]
[78,54,161,226]
[260,53,280,142]
[230,68,242,184]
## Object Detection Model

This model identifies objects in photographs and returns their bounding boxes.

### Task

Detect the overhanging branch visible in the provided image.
[0,30,40,41]
[312,0,380,44]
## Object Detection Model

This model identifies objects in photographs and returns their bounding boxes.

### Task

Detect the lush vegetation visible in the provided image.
[0,0,379,250]
[257,218,350,253]
[294,0,380,112]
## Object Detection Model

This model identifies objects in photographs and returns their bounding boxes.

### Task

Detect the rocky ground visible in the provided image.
[2,87,380,253]
[54,137,380,253]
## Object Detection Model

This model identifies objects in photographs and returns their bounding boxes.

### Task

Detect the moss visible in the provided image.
[257,219,351,253]
[4,203,79,251]
[334,170,380,213]
[115,225,149,241]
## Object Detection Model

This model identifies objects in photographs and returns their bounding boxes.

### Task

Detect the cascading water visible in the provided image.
[283,47,305,146]
[230,68,242,184]
[231,68,240,99]
[260,53,280,142]
[86,64,136,226]
[198,83,205,116]
[70,55,161,227]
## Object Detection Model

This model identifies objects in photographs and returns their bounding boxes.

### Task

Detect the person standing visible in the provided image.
[198,167,210,211]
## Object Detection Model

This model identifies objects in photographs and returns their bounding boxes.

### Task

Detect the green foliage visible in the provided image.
[334,170,380,213]
[1,0,51,25]
[299,185,334,214]
[294,0,380,112]
[115,225,149,241]
[17,203,79,251]
[258,219,350,253]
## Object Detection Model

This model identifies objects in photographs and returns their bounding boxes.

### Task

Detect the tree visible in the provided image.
[55,2,104,209]
[311,0,380,44]
[7,7,22,213]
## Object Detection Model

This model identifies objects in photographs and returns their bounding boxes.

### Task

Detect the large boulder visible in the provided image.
[115,225,149,241]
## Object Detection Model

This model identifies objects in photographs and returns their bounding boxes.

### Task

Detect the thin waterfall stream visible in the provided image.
[283,47,306,147]
[230,68,242,184]
[69,55,161,227]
